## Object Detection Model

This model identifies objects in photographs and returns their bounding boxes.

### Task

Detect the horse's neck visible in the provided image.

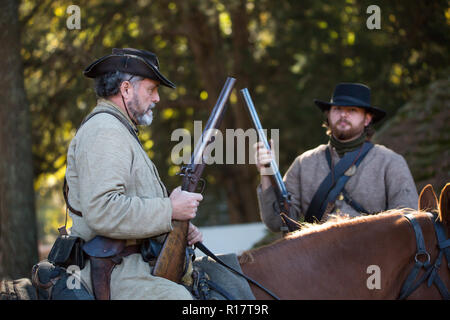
[242,212,433,299]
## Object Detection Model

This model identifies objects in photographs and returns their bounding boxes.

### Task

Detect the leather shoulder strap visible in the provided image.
[80,110,142,148]
[304,142,374,223]
[63,110,143,217]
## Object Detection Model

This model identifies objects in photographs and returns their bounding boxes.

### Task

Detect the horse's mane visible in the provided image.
[238,208,422,265]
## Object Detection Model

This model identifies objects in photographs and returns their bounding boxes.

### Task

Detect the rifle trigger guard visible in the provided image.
[198,178,206,194]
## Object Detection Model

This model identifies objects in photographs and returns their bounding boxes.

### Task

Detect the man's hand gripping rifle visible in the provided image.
[240,88,301,233]
[152,77,236,283]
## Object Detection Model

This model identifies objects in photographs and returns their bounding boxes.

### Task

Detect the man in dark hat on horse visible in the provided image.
[255,83,418,231]
[64,48,203,299]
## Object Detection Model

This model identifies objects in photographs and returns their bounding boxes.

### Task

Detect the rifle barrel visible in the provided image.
[153,77,236,283]
[240,88,289,200]
[191,77,236,166]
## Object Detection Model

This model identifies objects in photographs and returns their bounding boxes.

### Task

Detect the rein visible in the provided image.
[194,242,280,300]
[399,212,450,300]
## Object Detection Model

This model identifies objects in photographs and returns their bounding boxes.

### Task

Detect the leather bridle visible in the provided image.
[399,212,450,299]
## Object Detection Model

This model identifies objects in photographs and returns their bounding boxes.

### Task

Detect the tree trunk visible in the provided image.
[225,0,260,223]
[0,0,38,279]
[181,1,260,224]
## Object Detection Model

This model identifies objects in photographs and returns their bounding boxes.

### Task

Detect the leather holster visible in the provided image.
[88,257,118,300]
[83,236,139,300]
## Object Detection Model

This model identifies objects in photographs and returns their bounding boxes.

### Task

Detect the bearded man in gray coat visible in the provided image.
[65,48,202,299]
[255,83,418,232]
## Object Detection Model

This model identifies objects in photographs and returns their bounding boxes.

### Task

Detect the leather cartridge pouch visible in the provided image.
[83,236,139,300]
[48,235,85,269]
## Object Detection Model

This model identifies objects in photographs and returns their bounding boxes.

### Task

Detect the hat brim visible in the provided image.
[83,54,176,89]
[314,99,386,123]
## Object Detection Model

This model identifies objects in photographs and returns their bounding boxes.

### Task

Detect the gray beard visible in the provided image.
[136,112,153,126]
[131,98,155,126]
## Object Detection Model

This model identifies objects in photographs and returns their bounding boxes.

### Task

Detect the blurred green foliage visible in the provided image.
[18,0,449,242]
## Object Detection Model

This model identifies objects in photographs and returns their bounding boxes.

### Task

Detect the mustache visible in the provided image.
[144,103,156,114]
[337,119,351,125]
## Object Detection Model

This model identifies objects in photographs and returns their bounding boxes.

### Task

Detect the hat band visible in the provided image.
[331,95,371,107]
[116,53,159,71]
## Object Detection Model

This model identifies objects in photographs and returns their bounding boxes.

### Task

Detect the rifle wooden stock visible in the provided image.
[152,220,189,282]
[152,164,204,281]
[152,77,236,282]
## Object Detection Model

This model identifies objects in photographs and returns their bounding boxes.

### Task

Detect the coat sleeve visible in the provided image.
[283,157,303,220]
[384,153,418,210]
[256,157,302,232]
[256,184,283,232]
[76,127,173,239]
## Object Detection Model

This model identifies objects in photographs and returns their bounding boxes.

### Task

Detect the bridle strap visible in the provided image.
[399,212,450,300]
[398,213,432,299]
[430,219,450,298]
[435,221,450,269]
[194,242,280,300]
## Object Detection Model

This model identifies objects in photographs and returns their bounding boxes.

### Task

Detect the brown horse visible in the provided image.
[238,183,450,299]
[1,184,449,300]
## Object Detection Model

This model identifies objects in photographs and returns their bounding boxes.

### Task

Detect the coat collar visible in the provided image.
[96,98,139,134]
[94,99,167,196]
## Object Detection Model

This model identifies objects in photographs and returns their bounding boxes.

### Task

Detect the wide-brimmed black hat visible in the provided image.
[83,48,176,88]
[314,83,386,123]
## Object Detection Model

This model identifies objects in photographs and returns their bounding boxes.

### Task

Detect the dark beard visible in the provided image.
[330,120,365,141]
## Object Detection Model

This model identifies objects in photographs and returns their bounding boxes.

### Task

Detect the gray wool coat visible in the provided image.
[257,143,418,232]
[66,98,192,299]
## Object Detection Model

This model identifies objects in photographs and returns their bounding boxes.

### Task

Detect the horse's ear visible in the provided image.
[418,184,438,211]
[438,183,450,227]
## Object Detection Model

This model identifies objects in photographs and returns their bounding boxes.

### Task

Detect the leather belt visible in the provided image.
[120,244,141,257]
[125,239,142,246]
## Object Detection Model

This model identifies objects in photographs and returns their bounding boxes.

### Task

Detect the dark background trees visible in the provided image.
[0,0,448,278]
[0,0,38,279]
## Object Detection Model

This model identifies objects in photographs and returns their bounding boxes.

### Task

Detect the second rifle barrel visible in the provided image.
[240,88,288,198]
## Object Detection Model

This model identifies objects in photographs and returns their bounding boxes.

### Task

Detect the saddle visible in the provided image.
[183,253,256,300]
[1,278,37,300]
